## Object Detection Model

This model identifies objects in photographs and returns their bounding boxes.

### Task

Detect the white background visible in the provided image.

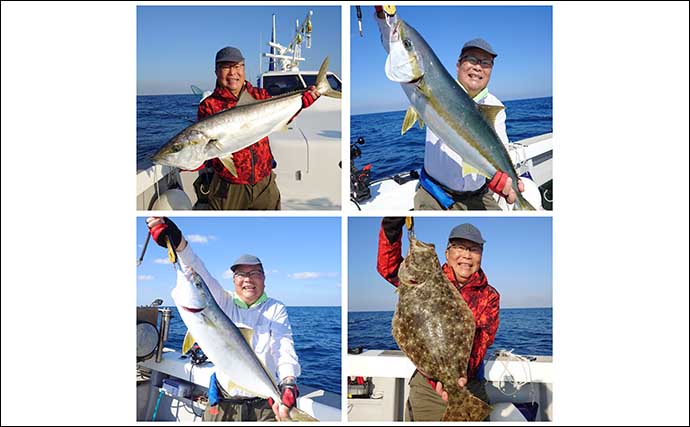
[2,2,688,425]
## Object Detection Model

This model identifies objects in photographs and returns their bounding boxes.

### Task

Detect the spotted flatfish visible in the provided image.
[392,233,491,421]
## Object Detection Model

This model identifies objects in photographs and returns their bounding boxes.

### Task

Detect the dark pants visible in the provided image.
[208,172,281,210]
[202,397,275,422]
[414,185,501,210]
[405,370,490,422]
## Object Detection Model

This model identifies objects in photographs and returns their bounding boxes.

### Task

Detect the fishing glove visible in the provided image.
[381,217,406,244]
[302,86,317,109]
[488,171,510,197]
[150,217,183,249]
[269,379,299,409]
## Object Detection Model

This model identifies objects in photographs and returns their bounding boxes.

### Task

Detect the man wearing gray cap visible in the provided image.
[377,217,500,421]
[374,7,525,210]
[414,37,525,211]
[196,46,321,210]
[146,217,301,421]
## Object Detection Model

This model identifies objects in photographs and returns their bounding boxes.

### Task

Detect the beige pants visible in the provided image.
[405,370,490,422]
[208,172,281,210]
[414,185,501,210]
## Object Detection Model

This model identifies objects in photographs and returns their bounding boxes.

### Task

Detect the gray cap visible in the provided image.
[230,254,263,272]
[448,223,486,245]
[461,38,497,58]
[215,46,245,64]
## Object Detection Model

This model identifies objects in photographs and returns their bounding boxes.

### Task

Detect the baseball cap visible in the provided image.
[215,46,245,64]
[461,38,497,58]
[230,254,263,272]
[448,223,486,245]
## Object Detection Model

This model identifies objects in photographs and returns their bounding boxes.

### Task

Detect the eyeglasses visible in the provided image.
[218,62,245,71]
[233,270,264,279]
[447,243,482,255]
[459,55,494,68]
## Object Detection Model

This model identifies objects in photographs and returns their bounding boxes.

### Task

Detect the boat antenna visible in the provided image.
[264,10,313,72]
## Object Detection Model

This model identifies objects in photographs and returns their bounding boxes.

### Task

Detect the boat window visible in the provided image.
[301,74,342,92]
[263,75,305,96]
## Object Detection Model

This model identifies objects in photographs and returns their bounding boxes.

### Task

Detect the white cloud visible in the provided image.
[288,272,338,280]
[187,234,211,243]
[138,275,154,281]
[154,258,171,264]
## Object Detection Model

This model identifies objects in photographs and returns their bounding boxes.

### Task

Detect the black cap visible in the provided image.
[448,223,486,245]
[215,46,245,64]
[461,38,497,58]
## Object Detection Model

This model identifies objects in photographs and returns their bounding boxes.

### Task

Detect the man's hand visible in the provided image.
[270,377,299,421]
[302,86,320,108]
[381,217,406,244]
[146,217,186,251]
[431,377,468,402]
[488,171,525,204]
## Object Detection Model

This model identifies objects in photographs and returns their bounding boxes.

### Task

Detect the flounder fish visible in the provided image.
[392,231,491,421]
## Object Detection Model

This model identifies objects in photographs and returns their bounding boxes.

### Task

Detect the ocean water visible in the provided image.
[348,307,552,357]
[137,94,200,171]
[163,305,341,396]
[351,96,553,181]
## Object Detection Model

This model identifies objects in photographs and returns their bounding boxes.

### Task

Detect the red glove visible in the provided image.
[149,217,182,249]
[302,86,317,108]
[374,5,384,13]
[269,379,299,409]
[488,170,510,197]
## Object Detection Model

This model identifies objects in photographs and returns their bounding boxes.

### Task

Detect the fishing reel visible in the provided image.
[350,137,372,206]
[187,343,208,366]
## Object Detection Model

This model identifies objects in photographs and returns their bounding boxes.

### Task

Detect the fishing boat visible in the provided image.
[136,304,341,421]
[346,348,552,421]
[136,10,342,211]
[350,132,553,211]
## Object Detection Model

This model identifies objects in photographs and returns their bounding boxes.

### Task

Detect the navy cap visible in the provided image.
[448,223,486,245]
[215,46,245,64]
[230,254,263,272]
[461,38,497,58]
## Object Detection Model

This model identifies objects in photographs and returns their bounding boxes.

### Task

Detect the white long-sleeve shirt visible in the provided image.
[424,91,510,192]
[176,244,300,397]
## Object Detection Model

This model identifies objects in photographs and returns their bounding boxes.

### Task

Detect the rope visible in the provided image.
[493,349,537,404]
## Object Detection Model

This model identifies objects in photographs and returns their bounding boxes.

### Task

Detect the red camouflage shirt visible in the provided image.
[376,227,500,379]
[197,81,274,185]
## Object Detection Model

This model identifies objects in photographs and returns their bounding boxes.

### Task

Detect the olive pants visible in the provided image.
[202,398,275,422]
[208,172,281,210]
[405,370,490,422]
[413,185,501,211]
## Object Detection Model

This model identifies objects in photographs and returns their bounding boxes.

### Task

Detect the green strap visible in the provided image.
[233,292,268,309]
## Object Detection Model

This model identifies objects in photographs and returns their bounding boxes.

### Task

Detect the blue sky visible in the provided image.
[351,5,552,114]
[136,217,341,307]
[348,217,552,312]
[137,6,342,95]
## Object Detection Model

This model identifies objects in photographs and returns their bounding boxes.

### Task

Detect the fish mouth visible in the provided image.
[181,306,204,313]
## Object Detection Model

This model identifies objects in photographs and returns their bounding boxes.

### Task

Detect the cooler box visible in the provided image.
[162,378,193,398]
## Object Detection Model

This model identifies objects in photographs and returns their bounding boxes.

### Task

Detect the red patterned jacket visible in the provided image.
[376,227,500,379]
[197,81,274,185]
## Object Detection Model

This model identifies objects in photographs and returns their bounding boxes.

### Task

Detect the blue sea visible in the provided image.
[137,94,200,171]
[348,307,552,357]
[351,96,553,181]
[164,305,341,396]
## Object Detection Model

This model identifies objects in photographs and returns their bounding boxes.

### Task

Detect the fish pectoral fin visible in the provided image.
[238,327,254,345]
[401,106,420,135]
[182,330,195,354]
[462,161,490,178]
[476,103,505,126]
[235,90,258,107]
[219,155,238,177]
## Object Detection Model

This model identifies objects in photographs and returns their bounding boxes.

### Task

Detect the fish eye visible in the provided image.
[403,39,413,50]
[171,143,183,153]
